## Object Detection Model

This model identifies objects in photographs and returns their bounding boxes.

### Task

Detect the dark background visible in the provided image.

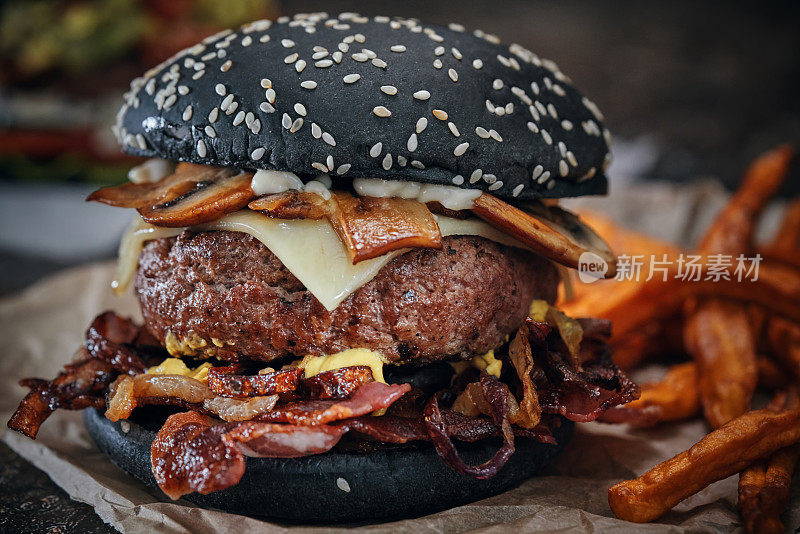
[0,2,799,532]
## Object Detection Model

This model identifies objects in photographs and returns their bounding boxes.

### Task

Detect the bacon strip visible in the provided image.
[301,366,374,399]
[85,311,150,375]
[206,366,302,399]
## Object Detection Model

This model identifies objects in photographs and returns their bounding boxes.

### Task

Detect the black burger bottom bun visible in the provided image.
[84,408,573,523]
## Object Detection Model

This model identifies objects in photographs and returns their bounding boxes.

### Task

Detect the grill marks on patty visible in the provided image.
[135,231,557,363]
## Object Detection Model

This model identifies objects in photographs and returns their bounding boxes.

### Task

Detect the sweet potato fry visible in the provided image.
[599,362,700,426]
[757,356,791,390]
[765,317,800,380]
[608,406,800,523]
[738,389,800,534]
[768,198,800,253]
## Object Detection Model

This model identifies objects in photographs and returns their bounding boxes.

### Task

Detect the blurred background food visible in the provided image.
[0,0,798,294]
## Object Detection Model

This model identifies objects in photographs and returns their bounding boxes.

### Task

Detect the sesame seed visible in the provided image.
[259,34,270,43]
[301,80,318,89]
[297,60,308,73]
[535,101,547,116]
[372,58,387,68]
[452,175,465,185]
[472,59,483,69]
[532,165,544,180]
[220,60,232,72]
[407,133,418,152]
[470,169,483,183]
[182,105,193,121]
[222,94,235,109]
[322,132,336,146]
[390,45,406,52]
[380,85,398,95]
[567,151,578,167]
[312,162,328,173]
[538,171,551,184]
[448,122,460,137]
[294,103,307,116]
[373,106,391,117]
[547,103,558,119]
[448,69,458,82]
[416,117,428,133]
[370,142,382,157]
[413,90,430,100]
[261,78,272,89]
[290,118,303,132]
[382,153,393,170]
[411,160,425,169]
[435,46,445,56]
[205,125,217,138]
[531,82,540,95]
[495,107,505,116]
[178,85,190,95]
[311,123,322,138]
[561,120,573,131]
[315,59,334,68]
[352,53,368,62]
[241,35,252,47]
[266,89,276,103]
[251,118,261,134]
[281,39,295,48]
[282,113,292,129]
[547,180,555,190]
[338,43,349,52]
[484,173,497,184]
[432,109,448,120]
[454,142,469,156]
[553,84,566,97]
[332,51,343,63]
[493,79,503,90]
[234,110,246,125]
[284,53,298,64]
[489,129,503,142]
[579,168,597,182]
[505,103,515,114]
[343,73,360,83]
[558,142,567,157]
[355,33,366,43]
[197,139,207,157]
[245,112,255,128]
[475,127,490,139]
[215,83,226,96]
[225,101,238,114]
[336,164,351,175]
[541,129,552,145]
[326,155,334,171]
[451,48,462,60]
[251,147,266,160]
[312,51,329,60]
[259,102,275,113]
[164,94,177,109]
[489,181,504,191]
[433,59,443,69]
[208,107,219,123]
[559,160,569,176]
[486,100,495,113]
[397,155,408,167]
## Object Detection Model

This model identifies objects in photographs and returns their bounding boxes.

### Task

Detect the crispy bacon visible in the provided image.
[85,311,150,375]
[206,366,302,399]
[301,366,374,399]
[256,382,411,425]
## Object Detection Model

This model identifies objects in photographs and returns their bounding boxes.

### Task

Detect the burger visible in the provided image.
[8,12,637,522]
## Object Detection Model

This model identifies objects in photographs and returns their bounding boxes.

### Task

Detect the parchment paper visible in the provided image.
[2,181,798,533]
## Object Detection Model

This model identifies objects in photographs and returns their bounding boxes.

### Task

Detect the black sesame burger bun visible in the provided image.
[115,13,611,201]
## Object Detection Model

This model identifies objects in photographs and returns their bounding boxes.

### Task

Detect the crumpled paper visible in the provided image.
[1,181,798,533]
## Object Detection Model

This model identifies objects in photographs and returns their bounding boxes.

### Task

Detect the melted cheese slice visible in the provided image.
[115,210,529,310]
[145,358,212,382]
[299,349,386,383]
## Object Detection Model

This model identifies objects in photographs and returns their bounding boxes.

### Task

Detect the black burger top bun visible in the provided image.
[115,13,611,200]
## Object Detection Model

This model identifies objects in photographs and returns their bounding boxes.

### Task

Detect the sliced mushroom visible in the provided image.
[472,193,617,278]
[248,191,329,219]
[87,163,215,208]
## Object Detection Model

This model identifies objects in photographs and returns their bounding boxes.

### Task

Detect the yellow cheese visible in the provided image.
[450,349,503,378]
[114,210,530,311]
[145,358,213,382]
[299,348,386,383]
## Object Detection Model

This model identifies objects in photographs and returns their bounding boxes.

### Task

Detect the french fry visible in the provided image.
[765,317,800,380]
[599,362,700,426]
[738,389,800,534]
[767,198,800,254]
[608,406,800,523]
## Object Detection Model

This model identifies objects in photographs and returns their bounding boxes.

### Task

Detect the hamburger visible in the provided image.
[8,12,637,522]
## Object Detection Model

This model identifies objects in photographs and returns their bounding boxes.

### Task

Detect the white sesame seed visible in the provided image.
[532,165,544,180]
[567,151,578,167]
[355,33,366,43]
[225,101,238,115]
[495,107,505,116]
[454,142,469,156]
[452,174,465,185]
[489,181,504,191]
[301,80,318,89]
[448,122,460,137]
[432,109,448,120]
[380,85,398,95]
[312,51,329,60]
[470,169,483,183]
[294,103,307,116]
[315,59,334,68]
[474,127,489,139]
[204,125,217,138]
[489,129,503,142]
[282,113,292,129]
[472,59,483,69]
[579,167,597,182]
[312,162,328,173]
[241,35,252,47]
[332,51,343,63]
[266,89,276,103]
[561,120,573,131]
[197,139,207,157]
[486,100,495,113]
[313,46,326,53]
[259,102,275,114]
[259,34,271,43]
[322,132,336,146]
[411,160,425,169]
[407,133,418,152]
[397,155,408,167]
[336,164,351,175]
[448,69,458,82]
[372,58,387,68]
[547,179,556,190]
[451,48,462,60]
[245,112,255,128]
[163,94,177,109]
[221,94,235,110]
[435,46,445,56]
[178,85,190,95]
[538,170,551,184]
[352,53,368,62]
[541,129,552,145]
[382,153,393,170]
[297,60,308,73]
[208,107,219,123]
[326,155,334,171]
[281,39,295,48]
[215,83,226,96]
[343,73,360,83]
[390,45,406,52]
[338,43,349,52]
[290,118,303,132]
[413,90,430,100]
[373,106,391,117]
[261,78,272,89]
[233,110,246,125]
[483,173,497,184]
[344,35,355,44]
[252,118,261,134]
[251,147,266,160]
[370,142,382,158]
[559,160,569,176]
[192,70,204,80]
[493,79,503,90]
[311,123,322,138]
[182,105,193,121]
[416,117,428,133]
[553,84,566,96]
[433,59,443,69]
[558,141,567,157]
[284,53,298,64]
[547,103,558,119]
[220,60,232,72]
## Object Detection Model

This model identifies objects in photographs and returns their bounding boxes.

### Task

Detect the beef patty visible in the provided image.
[135,231,558,364]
